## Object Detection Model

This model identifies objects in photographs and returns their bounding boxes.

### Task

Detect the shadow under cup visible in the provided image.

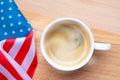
[41,18,94,71]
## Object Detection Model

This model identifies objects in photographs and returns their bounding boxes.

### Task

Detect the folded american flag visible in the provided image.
[0,0,37,80]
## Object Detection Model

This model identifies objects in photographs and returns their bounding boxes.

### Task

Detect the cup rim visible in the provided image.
[41,18,94,71]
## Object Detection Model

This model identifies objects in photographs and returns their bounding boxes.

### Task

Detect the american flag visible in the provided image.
[0,0,37,80]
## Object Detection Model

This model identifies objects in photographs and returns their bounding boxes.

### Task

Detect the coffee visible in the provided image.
[45,22,90,67]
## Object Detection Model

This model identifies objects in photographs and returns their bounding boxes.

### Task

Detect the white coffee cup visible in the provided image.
[41,18,111,71]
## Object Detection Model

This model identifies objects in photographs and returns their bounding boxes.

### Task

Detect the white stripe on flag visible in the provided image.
[0,64,16,80]
[21,36,35,71]
[8,37,25,58]
[0,40,6,48]
[0,40,32,80]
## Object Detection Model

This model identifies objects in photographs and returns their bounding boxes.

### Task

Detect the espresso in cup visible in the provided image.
[45,22,90,67]
[41,18,111,71]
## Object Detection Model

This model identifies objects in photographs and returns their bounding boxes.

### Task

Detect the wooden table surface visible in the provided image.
[15,0,120,80]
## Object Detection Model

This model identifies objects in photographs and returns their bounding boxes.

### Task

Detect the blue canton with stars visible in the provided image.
[0,0,32,41]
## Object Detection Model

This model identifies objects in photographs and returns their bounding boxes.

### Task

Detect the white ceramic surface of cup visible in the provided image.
[41,18,111,71]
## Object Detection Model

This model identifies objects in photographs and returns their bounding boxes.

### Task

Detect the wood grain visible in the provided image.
[15,0,120,80]
[16,0,120,34]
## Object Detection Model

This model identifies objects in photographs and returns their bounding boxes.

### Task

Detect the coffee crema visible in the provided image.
[45,23,90,66]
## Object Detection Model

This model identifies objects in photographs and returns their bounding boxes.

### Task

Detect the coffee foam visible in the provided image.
[45,23,90,66]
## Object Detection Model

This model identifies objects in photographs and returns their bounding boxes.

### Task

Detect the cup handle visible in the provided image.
[94,43,111,50]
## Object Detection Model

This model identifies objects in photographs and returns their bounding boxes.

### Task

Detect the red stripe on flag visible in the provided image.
[15,31,33,65]
[0,73,7,80]
[27,53,37,78]
[3,38,16,53]
[0,51,23,80]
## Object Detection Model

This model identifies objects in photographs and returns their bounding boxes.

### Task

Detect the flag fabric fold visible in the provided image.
[0,0,37,80]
